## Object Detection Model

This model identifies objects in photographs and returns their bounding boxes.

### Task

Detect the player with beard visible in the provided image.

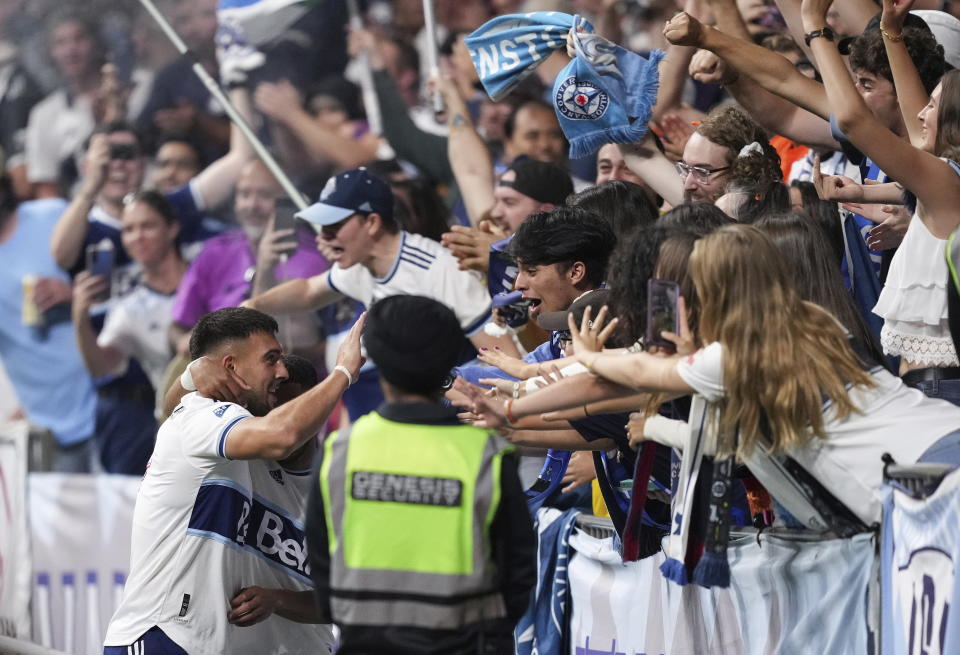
[103,307,364,654]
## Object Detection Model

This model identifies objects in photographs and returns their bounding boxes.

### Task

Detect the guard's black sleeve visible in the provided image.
[489,451,537,624]
[304,449,333,623]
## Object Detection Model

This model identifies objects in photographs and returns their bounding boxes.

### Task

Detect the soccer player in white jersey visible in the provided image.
[243,167,518,355]
[224,354,330,640]
[103,307,365,655]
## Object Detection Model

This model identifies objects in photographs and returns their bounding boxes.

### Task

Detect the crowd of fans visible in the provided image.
[7,0,960,649]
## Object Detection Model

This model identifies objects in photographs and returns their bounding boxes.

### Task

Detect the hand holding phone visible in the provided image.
[85,239,115,303]
[646,278,680,353]
[271,198,300,260]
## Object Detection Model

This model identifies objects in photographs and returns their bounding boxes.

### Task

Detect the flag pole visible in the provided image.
[347,0,382,135]
[421,0,445,115]
[135,0,307,210]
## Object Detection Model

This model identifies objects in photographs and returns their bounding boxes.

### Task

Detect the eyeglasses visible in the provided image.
[675,161,730,183]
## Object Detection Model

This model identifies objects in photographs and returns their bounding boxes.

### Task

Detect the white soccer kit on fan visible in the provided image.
[103,393,334,654]
[96,284,176,393]
[326,230,493,336]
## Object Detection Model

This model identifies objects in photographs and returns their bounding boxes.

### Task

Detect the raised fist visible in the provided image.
[663,12,706,48]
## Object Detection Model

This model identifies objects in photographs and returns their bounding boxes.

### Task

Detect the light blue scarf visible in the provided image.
[466,12,663,158]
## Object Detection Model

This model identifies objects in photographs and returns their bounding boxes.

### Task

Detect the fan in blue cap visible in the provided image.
[296,167,394,227]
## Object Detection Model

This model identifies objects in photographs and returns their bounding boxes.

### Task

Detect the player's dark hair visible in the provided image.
[509,206,616,287]
[282,354,319,389]
[189,308,279,360]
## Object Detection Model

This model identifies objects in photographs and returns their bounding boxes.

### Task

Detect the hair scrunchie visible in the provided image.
[737,141,764,158]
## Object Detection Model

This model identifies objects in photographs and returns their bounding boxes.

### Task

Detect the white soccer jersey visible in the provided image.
[327,231,492,336]
[103,393,334,654]
[97,284,175,392]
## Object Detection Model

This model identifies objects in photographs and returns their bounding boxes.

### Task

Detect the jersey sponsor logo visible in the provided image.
[351,471,462,507]
[269,469,284,485]
[555,77,609,121]
[213,405,230,417]
[186,481,311,582]
[895,547,953,655]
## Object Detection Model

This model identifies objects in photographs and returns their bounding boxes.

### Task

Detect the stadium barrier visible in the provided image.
[5,411,959,655]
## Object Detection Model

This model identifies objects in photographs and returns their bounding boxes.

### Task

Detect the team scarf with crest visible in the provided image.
[466,12,664,158]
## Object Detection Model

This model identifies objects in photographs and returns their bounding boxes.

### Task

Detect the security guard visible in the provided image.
[305,295,536,654]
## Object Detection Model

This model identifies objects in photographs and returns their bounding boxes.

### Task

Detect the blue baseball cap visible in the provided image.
[295,168,394,227]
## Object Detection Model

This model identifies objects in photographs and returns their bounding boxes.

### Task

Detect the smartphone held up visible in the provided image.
[645,278,680,354]
[85,238,115,303]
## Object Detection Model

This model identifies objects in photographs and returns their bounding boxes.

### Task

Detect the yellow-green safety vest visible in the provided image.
[319,411,515,630]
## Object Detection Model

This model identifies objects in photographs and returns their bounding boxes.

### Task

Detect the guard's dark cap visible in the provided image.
[363,295,463,395]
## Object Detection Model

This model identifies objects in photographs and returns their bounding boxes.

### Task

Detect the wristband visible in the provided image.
[334,365,354,386]
[512,381,521,399]
[180,358,201,391]
[504,398,518,425]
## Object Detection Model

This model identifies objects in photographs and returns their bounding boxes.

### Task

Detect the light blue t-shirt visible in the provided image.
[0,198,95,445]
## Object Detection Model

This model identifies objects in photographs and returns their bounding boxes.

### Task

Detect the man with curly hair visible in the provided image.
[679,105,781,203]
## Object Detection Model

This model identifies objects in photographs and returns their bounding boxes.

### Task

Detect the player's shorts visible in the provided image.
[104,626,188,654]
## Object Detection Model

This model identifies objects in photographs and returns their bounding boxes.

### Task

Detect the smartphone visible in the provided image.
[86,240,115,303]
[646,278,680,352]
[273,198,300,258]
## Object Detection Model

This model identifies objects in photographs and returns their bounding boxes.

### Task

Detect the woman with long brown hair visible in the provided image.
[468,224,960,525]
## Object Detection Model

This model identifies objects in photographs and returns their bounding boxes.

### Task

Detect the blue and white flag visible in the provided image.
[515,508,579,655]
[218,0,312,47]
[466,12,663,158]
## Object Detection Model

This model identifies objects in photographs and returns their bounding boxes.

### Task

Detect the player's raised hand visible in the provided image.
[336,311,367,381]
